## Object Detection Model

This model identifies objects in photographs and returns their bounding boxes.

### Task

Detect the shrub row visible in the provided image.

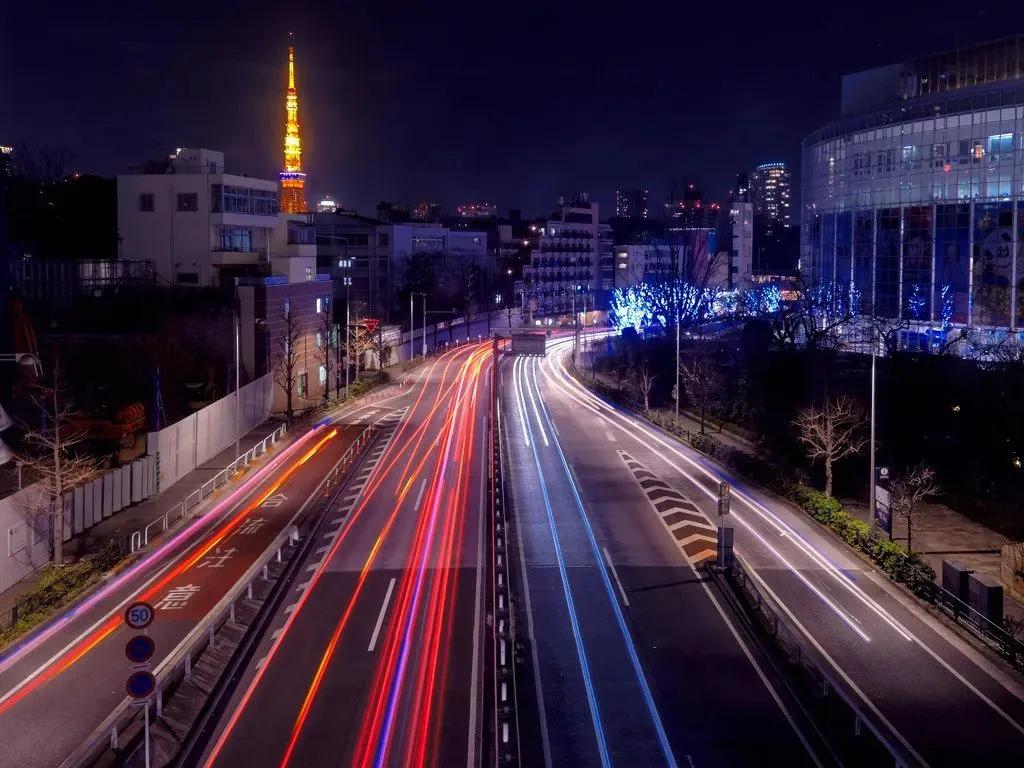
[0,539,125,648]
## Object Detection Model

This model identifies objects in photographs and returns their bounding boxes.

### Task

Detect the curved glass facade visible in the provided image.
[802,83,1024,330]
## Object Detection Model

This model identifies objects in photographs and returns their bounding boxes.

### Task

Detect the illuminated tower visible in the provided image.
[279,36,308,213]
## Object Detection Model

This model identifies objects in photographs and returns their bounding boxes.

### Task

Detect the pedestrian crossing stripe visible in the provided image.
[618,450,717,566]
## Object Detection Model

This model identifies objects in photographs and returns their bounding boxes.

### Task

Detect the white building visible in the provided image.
[522,195,602,317]
[728,201,754,290]
[117,148,315,287]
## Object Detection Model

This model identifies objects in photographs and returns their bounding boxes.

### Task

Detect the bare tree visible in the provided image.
[314,309,335,402]
[793,395,868,497]
[372,325,392,371]
[273,304,302,421]
[347,316,373,382]
[13,143,76,182]
[678,342,723,435]
[631,359,656,411]
[891,462,941,554]
[17,362,102,565]
[461,261,479,340]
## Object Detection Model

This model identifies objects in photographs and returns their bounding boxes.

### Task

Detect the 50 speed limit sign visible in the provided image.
[124,601,155,630]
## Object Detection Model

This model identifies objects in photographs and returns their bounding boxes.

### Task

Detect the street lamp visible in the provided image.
[410,292,427,360]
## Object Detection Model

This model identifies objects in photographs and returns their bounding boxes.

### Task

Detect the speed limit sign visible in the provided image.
[124,601,155,630]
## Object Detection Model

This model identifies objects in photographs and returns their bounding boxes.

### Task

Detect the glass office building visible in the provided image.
[801,36,1024,337]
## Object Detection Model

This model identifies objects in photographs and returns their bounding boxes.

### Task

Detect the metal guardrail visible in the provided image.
[921,580,1024,672]
[127,424,287,554]
[725,552,925,768]
[490,359,520,766]
[64,424,376,768]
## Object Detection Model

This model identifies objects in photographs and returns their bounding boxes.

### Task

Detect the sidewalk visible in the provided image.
[843,497,1024,625]
[0,418,283,618]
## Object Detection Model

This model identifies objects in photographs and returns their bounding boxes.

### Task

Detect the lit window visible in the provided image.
[318,365,327,385]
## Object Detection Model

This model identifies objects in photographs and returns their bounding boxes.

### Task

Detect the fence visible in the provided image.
[126,424,286,554]
[724,552,925,768]
[147,373,274,493]
[63,424,375,768]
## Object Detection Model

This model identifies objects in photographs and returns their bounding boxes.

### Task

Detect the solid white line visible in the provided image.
[523,357,549,446]
[736,553,924,765]
[414,477,428,510]
[466,416,488,768]
[509,360,554,768]
[602,547,630,607]
[367,577,397,652]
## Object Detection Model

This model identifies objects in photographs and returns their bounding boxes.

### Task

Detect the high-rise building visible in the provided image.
[732,172,750,203]
[279,38,308,214]
[0,145,13,178]
[521,194,604,318]
[615,189,648,219]
[749,162,791,233]
[802,34,1024,337]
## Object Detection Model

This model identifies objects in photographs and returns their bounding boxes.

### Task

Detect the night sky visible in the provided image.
[0,1,1009,219]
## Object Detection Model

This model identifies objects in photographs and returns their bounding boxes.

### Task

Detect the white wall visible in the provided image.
[149,373,274,491]
[0,485,53,595]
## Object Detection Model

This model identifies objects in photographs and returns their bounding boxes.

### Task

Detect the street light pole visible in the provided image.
[409,292,414,363]
[868,347,877,534]
[234,278,241,460]
[345,277,351,398]
[674,308,680,423]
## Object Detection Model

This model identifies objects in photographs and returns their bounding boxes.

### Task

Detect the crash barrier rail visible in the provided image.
[127,424,287,554]
[722,552,925,768]
[64,424,375,768]
[489,359,520,766]
[918,580,1024,672]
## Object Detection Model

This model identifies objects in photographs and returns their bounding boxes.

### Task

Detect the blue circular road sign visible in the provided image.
[126,670,156,700]
[125,635,156,665]
[124,601,155,630]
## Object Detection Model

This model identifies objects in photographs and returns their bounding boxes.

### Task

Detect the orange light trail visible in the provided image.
[202,343,484,768]
[0,428,339,717]
[354,347,490,768]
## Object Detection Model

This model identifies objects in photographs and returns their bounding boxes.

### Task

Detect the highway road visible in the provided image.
[523,332,1024,766]
[196,341,493,768]
[0,381,419,768]
[503,344,818,768]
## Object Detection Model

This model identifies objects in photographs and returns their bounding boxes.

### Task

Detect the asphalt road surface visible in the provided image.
[0,390,409,768]
[198,341,492,768]
[524,332,1024,767]
[503,345,818,768]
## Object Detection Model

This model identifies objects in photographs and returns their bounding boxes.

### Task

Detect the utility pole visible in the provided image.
[868,346,877,534]
[345,276,351,398]
[233,278,241,460]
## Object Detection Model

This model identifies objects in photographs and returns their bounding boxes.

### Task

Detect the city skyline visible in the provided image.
[1,1,1008,219]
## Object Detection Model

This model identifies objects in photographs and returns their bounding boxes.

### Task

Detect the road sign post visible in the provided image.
[717,482,734,570]
[124,602,156,768]
[874,466,892,539]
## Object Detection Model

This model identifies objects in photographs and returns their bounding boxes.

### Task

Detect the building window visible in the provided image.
[297,371,308,398]
[316,295,329,314]
[378,233,390,246]
[176,272,199,285]
[318,365,327,386]
[305,266,313,281]
[139,193,154,212]
[315,331,323,348]
[177,192,199,212]
[216,228,252,252]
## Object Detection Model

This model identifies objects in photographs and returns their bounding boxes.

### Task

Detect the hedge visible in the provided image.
[0,539,125,648]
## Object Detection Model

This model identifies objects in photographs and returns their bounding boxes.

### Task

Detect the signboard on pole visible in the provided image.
[362,318,380,335]
[718,482,731,518]
[126,670,157,700]
[874,466,892,536]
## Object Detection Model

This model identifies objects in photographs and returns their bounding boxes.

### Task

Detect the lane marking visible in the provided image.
[413,477,428,510]
[602,547,630,607]
[367,577,397,653]
[604,430,616,442]
[467,410,488,768]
